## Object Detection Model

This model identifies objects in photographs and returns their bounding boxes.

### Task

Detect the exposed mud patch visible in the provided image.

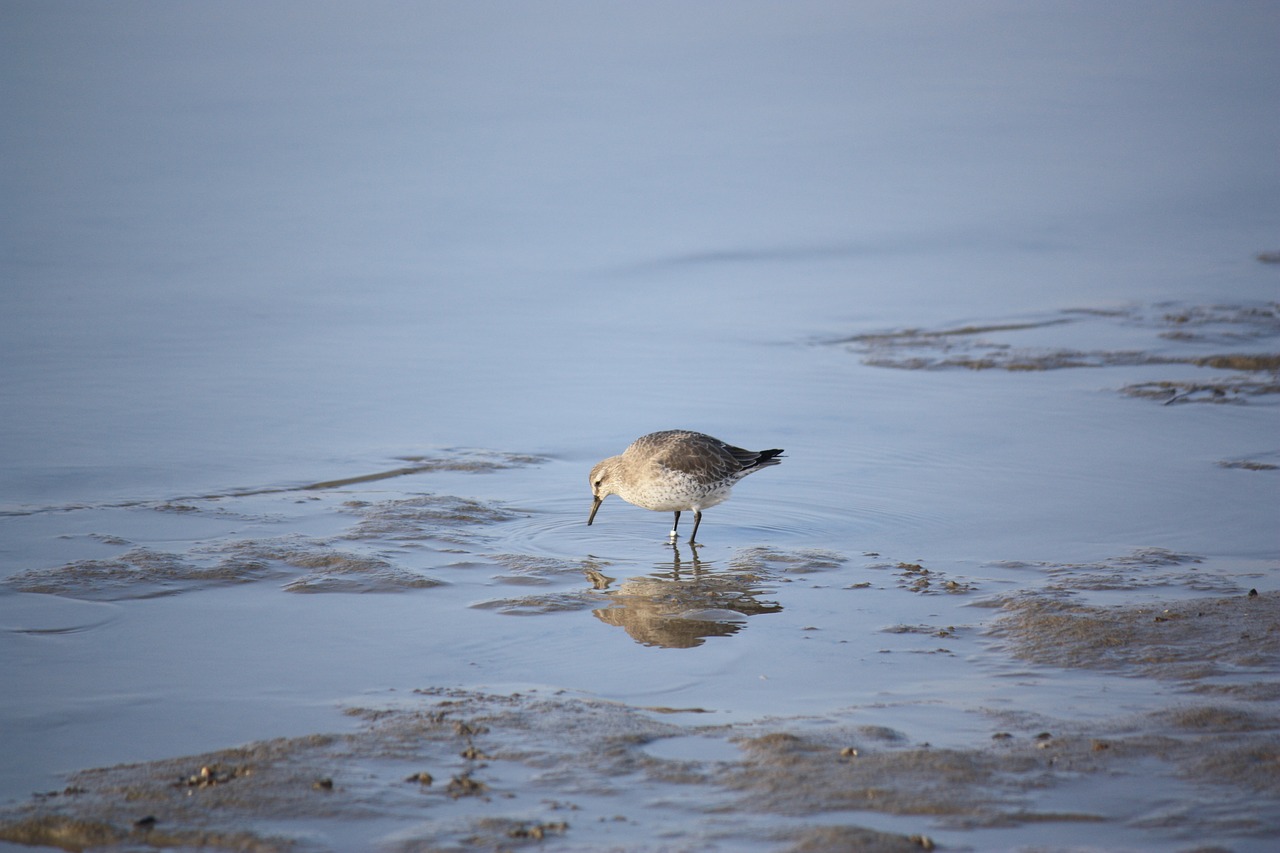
[727,729,1051,823]
[987,548,1243,596]
[338,495,521,544]
[861,559,977,595]
[834,301,1280,402]
[0,692,692,852]
[214,538,448,594]
[988,590,1280,682]
[4,482,522,601]
[729,710,1280,840]
[1121,375,1280,404]
[1218,458,1280,471]
[1149,304,1280,343]
[780,825,938,852]
[6,688,1278,851]
[6,534,455,600]
[5,547,285,601]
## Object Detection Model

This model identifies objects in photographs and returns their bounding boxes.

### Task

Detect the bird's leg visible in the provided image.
[670,510,680,539]
[688,509,703,544]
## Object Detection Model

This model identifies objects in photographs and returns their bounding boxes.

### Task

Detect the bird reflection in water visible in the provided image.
[590,543,783,648]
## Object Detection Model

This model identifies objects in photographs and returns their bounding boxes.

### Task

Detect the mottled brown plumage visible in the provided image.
[587,430,784,542]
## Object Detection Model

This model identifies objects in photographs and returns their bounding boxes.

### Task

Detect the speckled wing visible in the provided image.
[653,434,745,481]
[637,430,782,481]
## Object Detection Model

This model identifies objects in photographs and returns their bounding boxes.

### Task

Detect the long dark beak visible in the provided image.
[587,495,603,525]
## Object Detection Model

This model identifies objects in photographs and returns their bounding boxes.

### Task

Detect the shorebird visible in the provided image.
[587,430,784,543]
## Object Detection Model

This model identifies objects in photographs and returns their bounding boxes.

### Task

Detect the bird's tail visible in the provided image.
[731,446,784,471]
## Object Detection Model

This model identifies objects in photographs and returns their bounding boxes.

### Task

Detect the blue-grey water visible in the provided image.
[2,3,1277,851]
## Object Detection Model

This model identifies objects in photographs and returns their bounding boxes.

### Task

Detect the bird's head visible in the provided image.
[587,458,618,525]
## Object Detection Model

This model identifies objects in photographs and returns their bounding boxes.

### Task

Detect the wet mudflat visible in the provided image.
[2,577,1278,853]
[1,579,1277,851]
[2,298,1278,851]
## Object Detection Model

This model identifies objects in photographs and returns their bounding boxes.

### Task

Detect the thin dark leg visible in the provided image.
[671,510,681,538]
[689,509,703,543]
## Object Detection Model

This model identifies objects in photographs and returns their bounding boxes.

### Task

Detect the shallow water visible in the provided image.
[2,3,1278,851]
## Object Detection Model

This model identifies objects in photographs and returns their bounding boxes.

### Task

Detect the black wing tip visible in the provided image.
[751,448,785,469]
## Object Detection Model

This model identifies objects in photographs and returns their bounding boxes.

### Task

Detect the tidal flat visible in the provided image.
[3,299,1277,851]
